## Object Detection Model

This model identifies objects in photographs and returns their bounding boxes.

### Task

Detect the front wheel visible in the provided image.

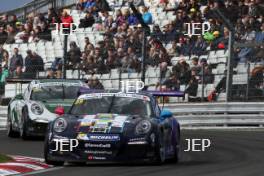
[7,111,19,138]
[153,133,166,165]
[44,133,64,166]
[20,108,30,140]
[170,129,180,163]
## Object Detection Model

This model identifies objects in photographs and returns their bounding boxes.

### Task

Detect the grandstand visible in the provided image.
[0,0,263,102]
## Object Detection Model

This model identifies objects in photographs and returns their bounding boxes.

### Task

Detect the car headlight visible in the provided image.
[31,103,44,115]
[53,118,68,133]
[135,120,151,135]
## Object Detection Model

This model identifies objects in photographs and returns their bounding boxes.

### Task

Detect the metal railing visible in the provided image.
[1,0,76,20]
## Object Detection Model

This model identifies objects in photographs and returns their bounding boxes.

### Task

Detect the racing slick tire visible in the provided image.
[44,134,64,166]
[153,132,166,165]
[169,129,180,163]
[20,108,30,140]
[7,109,19,138]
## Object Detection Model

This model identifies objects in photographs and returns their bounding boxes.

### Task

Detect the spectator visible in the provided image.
[9,48,23,77]
[248,66,264,100]
[24,50,38,78]
[185,74,199,102]
[51,57,63,78]
[89,76,104,89]
[190,57,201,75]
[159,62,171,84]
[83,54,97,74]
[162,74,180,91]
[60,10,74,33]
[84,0,96,10]
[0,65,9,96]
[0,46,8,63]
[5,25,16,44]
[14,23,28,43]
[47,8,61,28]
[79,12,95,28]
[141,7,152,24]
[25,50,44,78]
[172,57,191,84]
[105,48,120,72]
[0,26,8,44]
[199,58,214,84]
[67,41,82,69]
[1,49,9,69]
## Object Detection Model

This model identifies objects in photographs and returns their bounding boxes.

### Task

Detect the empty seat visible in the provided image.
[236,64,248,74]
[208,50,216,59]
[111,80,120,89]
[101,74,110,80]
[121,73,129,79]
[72,70,80,79]
[102,80,112,89]
[148,77,159,85]
[217,57,227,63]
[233,74,248,85]
[66,70,73,79]
[215,50,225,58]
[180,85,186,92]
[129,73,139,79]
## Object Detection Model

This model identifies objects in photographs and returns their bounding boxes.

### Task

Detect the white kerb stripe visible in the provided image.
[0,169,20,175]
[0,163,45,170]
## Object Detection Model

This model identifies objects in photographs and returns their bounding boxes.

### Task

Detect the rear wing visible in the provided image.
[141,90,185,97]
[78,87,185,97]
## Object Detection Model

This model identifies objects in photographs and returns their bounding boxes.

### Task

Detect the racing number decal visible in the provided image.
[75,99,85,105]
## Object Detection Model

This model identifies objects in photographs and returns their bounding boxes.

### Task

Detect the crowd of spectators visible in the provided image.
[0,0,263,100]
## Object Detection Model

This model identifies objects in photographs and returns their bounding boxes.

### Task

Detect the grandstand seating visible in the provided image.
[3,0,263,102]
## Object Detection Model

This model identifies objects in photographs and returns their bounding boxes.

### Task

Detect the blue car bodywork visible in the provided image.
[44,90,181,165]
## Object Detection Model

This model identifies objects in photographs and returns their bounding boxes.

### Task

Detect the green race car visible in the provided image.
[6,79,87,139]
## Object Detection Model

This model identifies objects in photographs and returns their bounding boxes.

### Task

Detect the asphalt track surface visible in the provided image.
[0,129,263,176]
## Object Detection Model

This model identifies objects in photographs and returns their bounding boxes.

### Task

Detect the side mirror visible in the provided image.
[55,106,65,116]
[15,94,23,100]
[160,109,173,119]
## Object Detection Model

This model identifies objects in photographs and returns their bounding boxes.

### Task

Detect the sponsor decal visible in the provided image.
[129,137,146,142]
[85,143,111,148]
[76,114,128,133]
[87,134,120,141]
[84,150,112,155]
[87,156,106,160]
[78,93,150,101]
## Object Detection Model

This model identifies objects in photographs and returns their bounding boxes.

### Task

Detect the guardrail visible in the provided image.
[0,106,7,129]
[1,102,264,129]
[165,102,264,127]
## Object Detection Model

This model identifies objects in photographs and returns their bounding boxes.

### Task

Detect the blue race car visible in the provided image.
[44,90,181,165]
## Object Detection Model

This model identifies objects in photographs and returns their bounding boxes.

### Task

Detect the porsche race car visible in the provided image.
[44,90,181,165]
[7,79,86,139]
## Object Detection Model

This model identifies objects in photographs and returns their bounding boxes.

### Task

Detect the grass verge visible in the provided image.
[0,154,12,163]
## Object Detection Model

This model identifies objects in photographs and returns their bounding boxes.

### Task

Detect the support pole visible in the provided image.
[63,34,68,79]
[226,31,234,102]
[141,30,147,82]
[214,8,235,102]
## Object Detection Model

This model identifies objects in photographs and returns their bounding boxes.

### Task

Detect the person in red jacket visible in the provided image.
[61,10,73,33]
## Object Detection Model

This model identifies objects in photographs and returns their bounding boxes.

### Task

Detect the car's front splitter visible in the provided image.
[47,139,156,162]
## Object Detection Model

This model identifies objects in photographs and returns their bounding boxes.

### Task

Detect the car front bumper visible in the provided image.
[27,119,49,136]
[47,135,157,162]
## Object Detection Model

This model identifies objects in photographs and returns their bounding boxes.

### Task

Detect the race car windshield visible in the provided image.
[70,96,153,117]
[30,85,80,101]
